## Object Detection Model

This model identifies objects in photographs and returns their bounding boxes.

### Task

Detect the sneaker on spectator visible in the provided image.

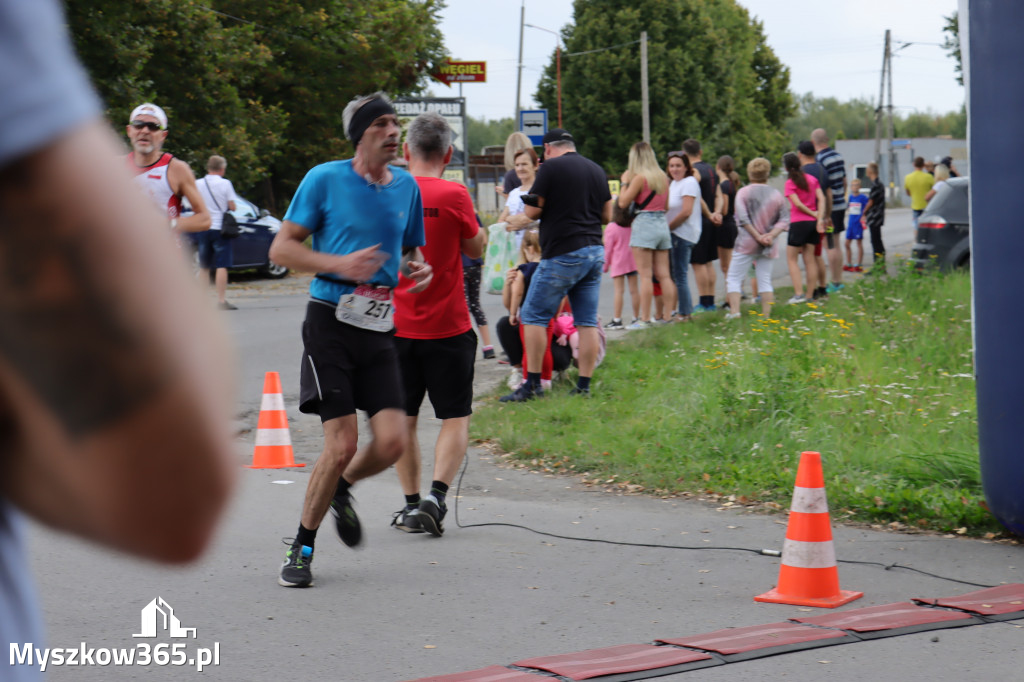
[626,320,651,330]
[568,386,591,397]
[788,294,806,304]
[541,379,553,391]
[826,282,844,293]
[482,347,495,360]
[499,382,543,402]
[604,318,624,330]
[508,369,523,391]
[725,312,741,320]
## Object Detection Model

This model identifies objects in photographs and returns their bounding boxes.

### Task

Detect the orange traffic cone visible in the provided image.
[755,451,861,608]
[247,371,305,469]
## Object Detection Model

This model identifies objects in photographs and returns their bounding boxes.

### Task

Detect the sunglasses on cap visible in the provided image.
[130,120,163,132]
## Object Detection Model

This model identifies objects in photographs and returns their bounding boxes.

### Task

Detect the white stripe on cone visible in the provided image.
[260,393,287,412]
[781,538,837,569]
[790,486,829,514]
[255,428,292,447]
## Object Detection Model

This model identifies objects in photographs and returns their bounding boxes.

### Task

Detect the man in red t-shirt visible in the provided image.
[391,112,486,536]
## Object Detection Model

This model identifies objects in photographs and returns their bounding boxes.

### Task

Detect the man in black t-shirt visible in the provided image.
[500,128,613,401]
[682,139,722,311]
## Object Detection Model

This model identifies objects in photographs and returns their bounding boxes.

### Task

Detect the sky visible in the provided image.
[434,0,962,123]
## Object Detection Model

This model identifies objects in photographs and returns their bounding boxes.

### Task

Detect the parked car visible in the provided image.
[911,176,970,270]
[186,196,289,278]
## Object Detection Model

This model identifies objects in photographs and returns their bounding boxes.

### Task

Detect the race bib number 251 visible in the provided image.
[336,285,394,332]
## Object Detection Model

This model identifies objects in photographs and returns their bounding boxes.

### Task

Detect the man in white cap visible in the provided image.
[125,102,210,240]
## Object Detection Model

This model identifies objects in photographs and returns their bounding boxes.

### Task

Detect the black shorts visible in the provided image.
[299,300,405,422]
[690,217,719,265]
[395,329,476,419]
[826,208,846,249]
[717,217,738,249]
[788,220,821,248]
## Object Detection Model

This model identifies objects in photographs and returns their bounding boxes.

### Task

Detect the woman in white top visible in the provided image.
[497,147,540,252]
[924,163,950,203]
[665,151,702,320]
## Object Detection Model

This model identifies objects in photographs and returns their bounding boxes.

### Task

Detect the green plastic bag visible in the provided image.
[483,223,518,294]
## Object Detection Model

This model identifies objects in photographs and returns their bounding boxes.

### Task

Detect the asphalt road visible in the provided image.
[25,206,1023,682]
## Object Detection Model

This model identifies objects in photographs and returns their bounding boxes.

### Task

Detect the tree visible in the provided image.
[66,1,286,197]
[942,12,962,87]
[534,0,793,175]
[216,0,447,207]
[466,116,515,155]
[66,1,447,210]
[783,94,876,146]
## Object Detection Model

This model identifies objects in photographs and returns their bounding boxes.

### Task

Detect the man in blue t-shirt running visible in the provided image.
[269,92,433,588]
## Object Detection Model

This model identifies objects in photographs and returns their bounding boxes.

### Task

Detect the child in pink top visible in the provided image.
[602,221,639,329]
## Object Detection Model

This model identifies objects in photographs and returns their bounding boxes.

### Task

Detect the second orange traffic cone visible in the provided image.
[247,371,304,469]
[755,451,861,608]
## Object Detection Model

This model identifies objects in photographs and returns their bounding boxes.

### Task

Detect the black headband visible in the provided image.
[348,98,397,148]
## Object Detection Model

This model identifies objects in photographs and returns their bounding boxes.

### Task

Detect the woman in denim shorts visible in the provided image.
[618,141,677,327]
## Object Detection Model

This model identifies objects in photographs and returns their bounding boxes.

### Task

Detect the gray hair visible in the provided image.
[207,155,227,172]
[547,139,576,152]
[342,91,393,142]
[406,111,451,161]
[811,128,829,146]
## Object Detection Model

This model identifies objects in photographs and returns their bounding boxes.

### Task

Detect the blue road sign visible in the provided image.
[519,109,548,146]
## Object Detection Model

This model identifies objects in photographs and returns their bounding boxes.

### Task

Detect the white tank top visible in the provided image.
[126,152,182,218]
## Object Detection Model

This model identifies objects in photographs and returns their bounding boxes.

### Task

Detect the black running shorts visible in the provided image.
[395,329,477,419]
[299,300,405,422]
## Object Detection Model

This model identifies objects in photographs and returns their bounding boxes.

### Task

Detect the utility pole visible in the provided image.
[514,0,524,123]
[641,31,650,143]
[873,29,898,199]
[873,29,888,168]
[886,32,896,200]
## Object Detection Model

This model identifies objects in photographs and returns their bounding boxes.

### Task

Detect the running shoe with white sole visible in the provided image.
[391,507,424,533]
[279,541,314,587]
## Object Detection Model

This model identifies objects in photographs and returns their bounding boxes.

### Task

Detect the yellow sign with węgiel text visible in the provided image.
[430,59,487,87]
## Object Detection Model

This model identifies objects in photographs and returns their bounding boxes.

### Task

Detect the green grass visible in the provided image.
[471,263,1000,536]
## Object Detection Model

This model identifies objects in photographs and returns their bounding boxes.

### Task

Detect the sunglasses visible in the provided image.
[130,120,163,132]
[667,151,686,159]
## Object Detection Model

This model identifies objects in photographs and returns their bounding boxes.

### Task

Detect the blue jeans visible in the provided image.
[912,208,923,229]
[670,234,695,316]
[521,244,604,327]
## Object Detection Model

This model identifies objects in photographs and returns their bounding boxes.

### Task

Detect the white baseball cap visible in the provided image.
[129,103,168,130]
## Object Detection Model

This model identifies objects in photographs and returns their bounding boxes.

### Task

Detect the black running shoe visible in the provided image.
[330,493,363,548]
[499,383,543,403]
[279,541,314,588]
[416,495,447,537]
[569,386,591,398]
[482,347,496,360]
[391,506,424,533]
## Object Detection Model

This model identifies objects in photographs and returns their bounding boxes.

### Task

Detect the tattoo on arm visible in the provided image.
[0,165,168,437]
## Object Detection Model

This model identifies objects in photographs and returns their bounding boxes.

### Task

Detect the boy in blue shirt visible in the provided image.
[844,178,869,272]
